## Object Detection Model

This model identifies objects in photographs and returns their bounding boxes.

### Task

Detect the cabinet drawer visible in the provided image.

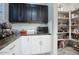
[0,44,16,55]
[0,39,19,55]
[0,51,10,55]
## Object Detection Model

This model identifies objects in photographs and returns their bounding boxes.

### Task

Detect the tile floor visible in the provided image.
[58,47,79,55]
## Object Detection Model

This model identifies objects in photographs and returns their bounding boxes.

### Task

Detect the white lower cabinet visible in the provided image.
[28,35,51,54]
[29,36,40,54]
[0,35,51,55]
[39,35,51,53]
[21,36,32,55]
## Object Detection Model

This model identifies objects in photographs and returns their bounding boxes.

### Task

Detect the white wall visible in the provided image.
[12,23,47,32]
[52,4,58,55]
[0,4,7,23]
[48,3,58,55]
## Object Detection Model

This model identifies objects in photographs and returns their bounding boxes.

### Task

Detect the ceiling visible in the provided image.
[58,3,79,11]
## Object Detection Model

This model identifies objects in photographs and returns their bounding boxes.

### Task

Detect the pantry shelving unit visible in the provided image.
[71,9,79,51]
[71,9,79,41]
[58,11,70,48]
[58,11,69,40]
[58,8,79,53]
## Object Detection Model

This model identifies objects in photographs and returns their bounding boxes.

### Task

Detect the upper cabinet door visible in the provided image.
[41,6,48,23]
[31,5,38,22]
[18,3,24,22]
[9,3,18,22]
[23,4,32,22]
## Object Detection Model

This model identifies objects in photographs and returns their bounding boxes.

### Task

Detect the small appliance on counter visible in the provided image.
[37,26,48,34]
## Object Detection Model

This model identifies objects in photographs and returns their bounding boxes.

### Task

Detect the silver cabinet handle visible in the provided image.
[40,41,42,45]
[9,45,15,50]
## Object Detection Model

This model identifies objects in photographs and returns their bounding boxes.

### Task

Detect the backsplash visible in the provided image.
[12,23,48,33]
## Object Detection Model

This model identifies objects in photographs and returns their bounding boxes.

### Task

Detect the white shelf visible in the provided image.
[58,39,69,41]
[71,32,79,34]
[58,17,69,20]
[71,24,79,26]
[58,32,69,34]
[58,11,69,14]
[58,25,69,26]
[71,16,79,20]
[70,39,77,42]
[72,8,79,14]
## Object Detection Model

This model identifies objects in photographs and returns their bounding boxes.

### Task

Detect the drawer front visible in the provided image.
[9,40,20,55]
[9,45,20,55]
[0,39,20,55]
[0,44,16,55]
[0,51,10,55]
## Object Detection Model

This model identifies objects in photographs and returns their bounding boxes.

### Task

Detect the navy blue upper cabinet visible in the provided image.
[41,6,48,23]
[9,4,18,22]
[31,5,41,23]
[23,4,32,22]
[9,3,48,23]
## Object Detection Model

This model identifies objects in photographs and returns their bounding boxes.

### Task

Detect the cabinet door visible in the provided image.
[31,5,41,23]
[9,3,19,22]
[23,4,32,22]
[21,36,32,55]
[31,5,38,22]
[40,6,48,23]
[29,36,40,54]
[39,35,51,53]
[17,3,24,22]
